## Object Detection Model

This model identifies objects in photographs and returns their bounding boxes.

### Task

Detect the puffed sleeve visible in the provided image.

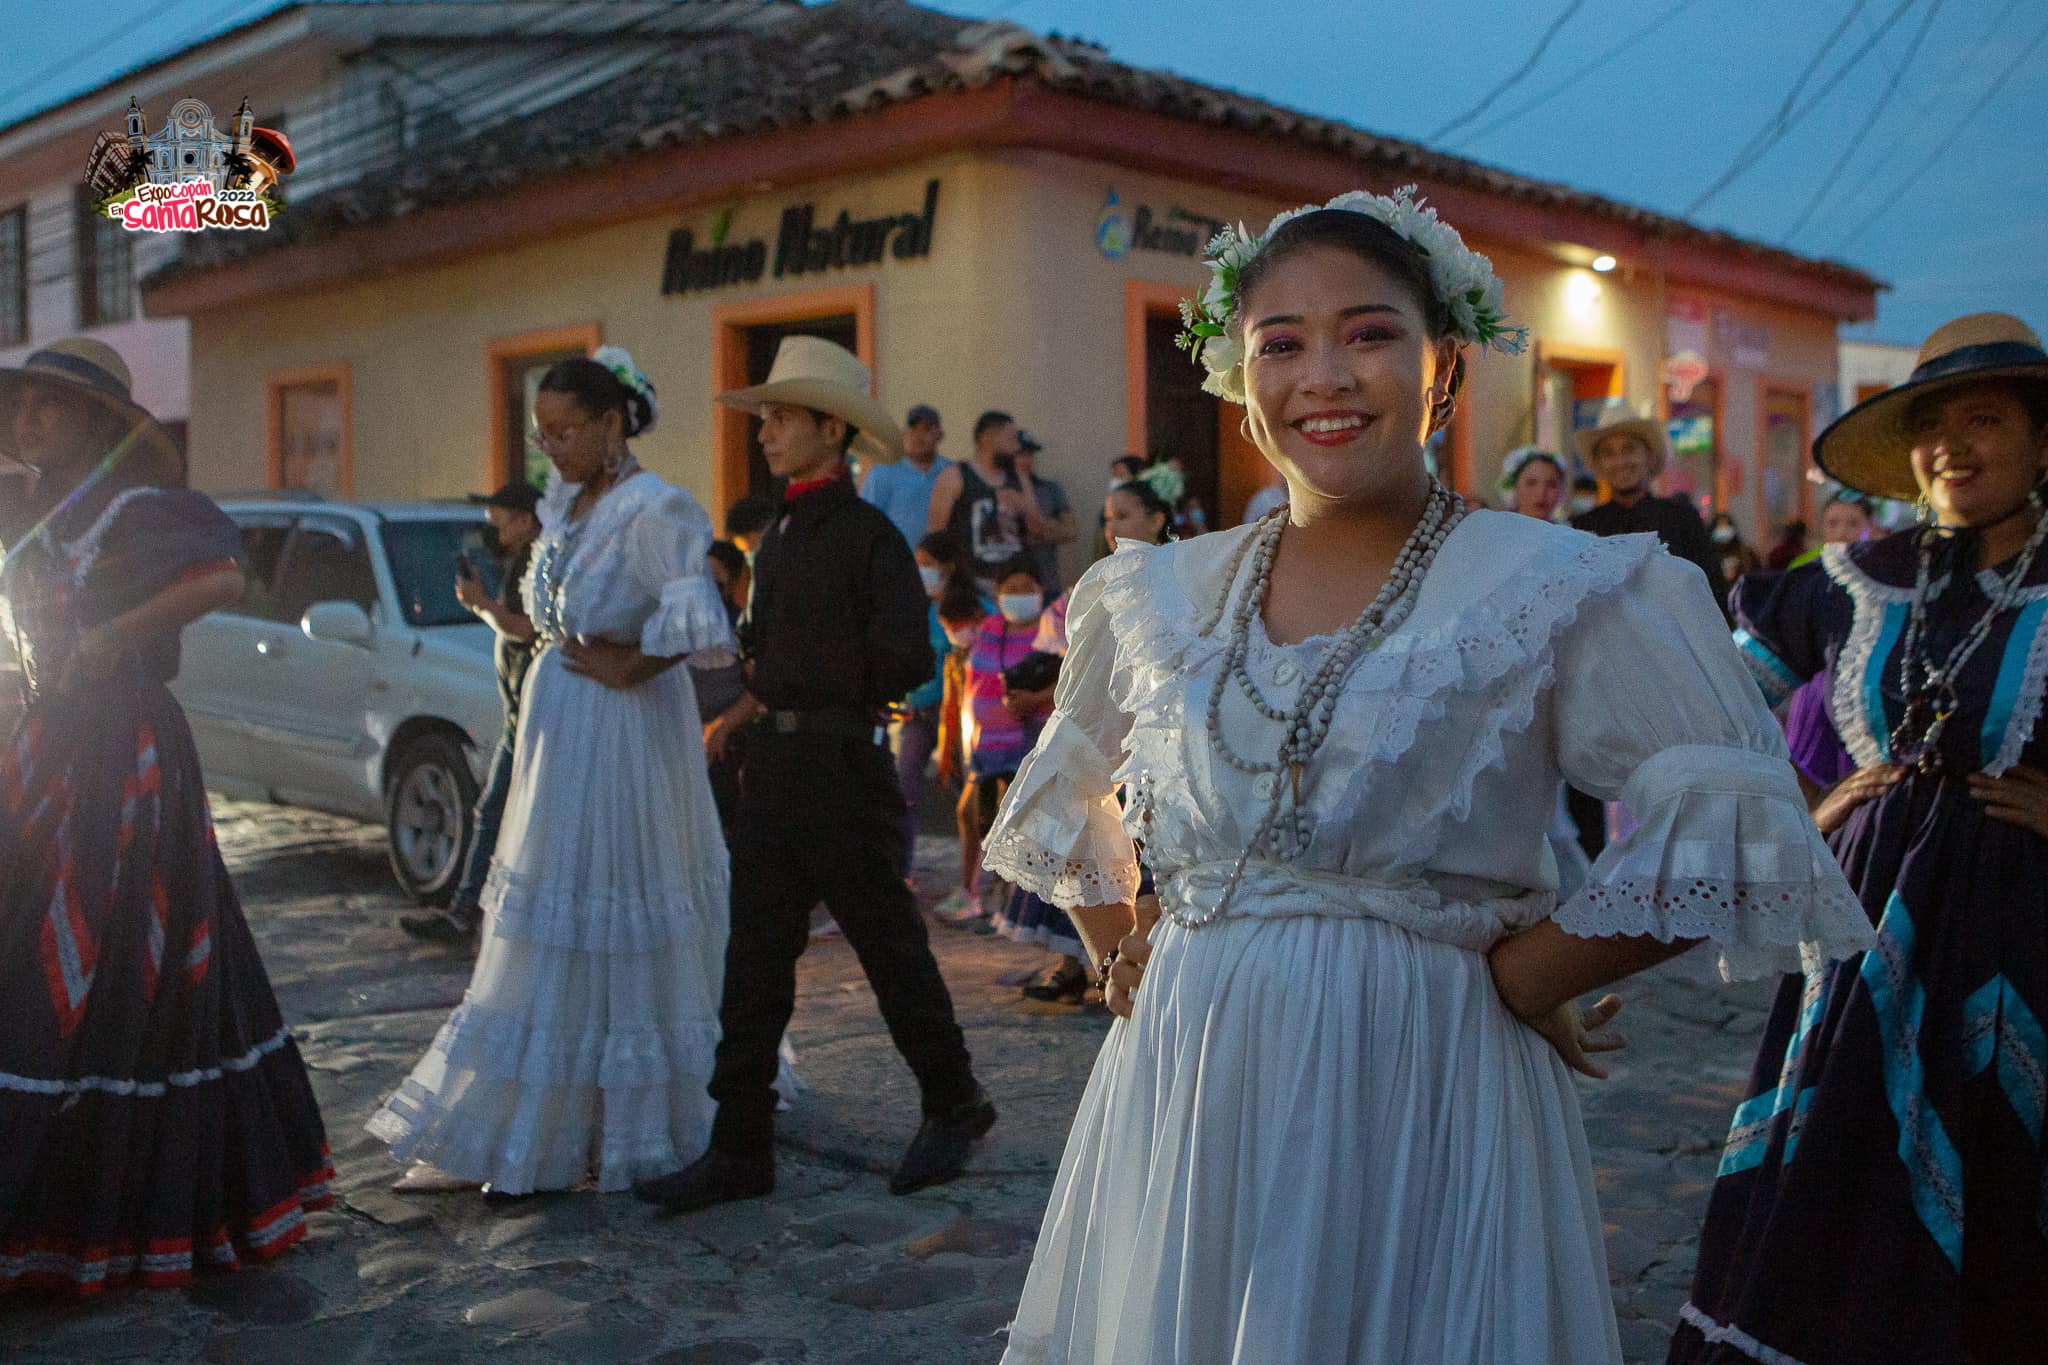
[82,489,241,618]
[627,485,736,665]
[1729,563,1831,709]
[980,555,1141,908]
[1549,553,1873,981]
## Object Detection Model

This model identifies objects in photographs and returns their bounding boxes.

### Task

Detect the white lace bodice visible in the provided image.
[528,470,734,665]
[982,510,1872,981]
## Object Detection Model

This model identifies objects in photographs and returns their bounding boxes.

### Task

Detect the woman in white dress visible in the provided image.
[370,349,739,1195]
[981,192,1874,1363]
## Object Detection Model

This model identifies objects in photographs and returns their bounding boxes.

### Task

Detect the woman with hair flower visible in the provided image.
[370,347,753,1197]
[982,189,1868,1362]
[1672,313,2048,1365]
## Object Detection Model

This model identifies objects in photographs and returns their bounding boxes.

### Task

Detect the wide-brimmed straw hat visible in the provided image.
[1571,399,1671,475]
[0,337,182,482]
[714,335,903,467]
[1816,312,2048,502]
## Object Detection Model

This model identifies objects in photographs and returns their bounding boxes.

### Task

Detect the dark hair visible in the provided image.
[991,555,1042,589]
[974,411,1014,441]
[706,539,746,581]
[917,530,966,568]
[1825,490,1874,515]
[937,578,984,627]
[1111,453,1145,478]
[538,356,656,438]
[2018,378,2048,430]
[725,494,779,538]
[1234,208,1467,412]
[794,405,858,457]
[1107,479,1174,543]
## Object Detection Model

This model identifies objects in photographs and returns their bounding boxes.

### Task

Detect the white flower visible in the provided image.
[1201,333,1243,377]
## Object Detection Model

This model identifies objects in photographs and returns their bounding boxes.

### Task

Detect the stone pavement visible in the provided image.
[1,798,1775,1365]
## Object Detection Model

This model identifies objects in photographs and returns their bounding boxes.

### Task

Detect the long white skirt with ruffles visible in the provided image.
[368,648,786,1193]
[1000,909,1621,1365]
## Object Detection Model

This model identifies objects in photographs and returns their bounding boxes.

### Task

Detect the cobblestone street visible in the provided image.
[2,797,1774,1364]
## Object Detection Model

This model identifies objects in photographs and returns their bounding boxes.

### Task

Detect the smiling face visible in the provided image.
[1238,244,1456,511]
[1907,379,2048,527]
[532,389,620,486]
[1511,458,1564,521]
[1589,431,1654,497]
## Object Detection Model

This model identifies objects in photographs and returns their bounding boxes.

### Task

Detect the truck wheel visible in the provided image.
[386,732,478,904]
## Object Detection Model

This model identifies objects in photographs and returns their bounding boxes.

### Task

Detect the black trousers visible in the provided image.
[708,729,976,1153]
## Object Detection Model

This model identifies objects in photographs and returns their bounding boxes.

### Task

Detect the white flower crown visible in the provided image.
[1176,185,1528,403]
[591,344,658,428]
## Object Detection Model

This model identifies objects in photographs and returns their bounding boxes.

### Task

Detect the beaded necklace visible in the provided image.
[1890,492,2048,773]
[1170,480,1465,929]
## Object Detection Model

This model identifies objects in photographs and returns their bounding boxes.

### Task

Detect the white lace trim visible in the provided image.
[1557,874,1868,982]
[641,572,735,663]
[1677,1302,1809,1365]
[0,1023,294,1097]
[977,835,1141,910]
[1989,594,2048,776]
[481,863,721,951]
[1821,544,1909,771]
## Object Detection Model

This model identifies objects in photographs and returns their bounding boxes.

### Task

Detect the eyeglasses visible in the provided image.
[531,417,598,451]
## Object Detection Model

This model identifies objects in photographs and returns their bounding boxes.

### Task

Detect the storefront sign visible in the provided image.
[661,179,940,296]
[1714,309,1771,371]
[1094,187,1226,261]
[1664,349,1709,402]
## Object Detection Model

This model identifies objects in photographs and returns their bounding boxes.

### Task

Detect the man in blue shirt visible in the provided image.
[859,403,948,549]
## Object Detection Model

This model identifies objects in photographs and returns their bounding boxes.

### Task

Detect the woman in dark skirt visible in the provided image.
[1675,314,2048,1363]
[0,340,332,1297]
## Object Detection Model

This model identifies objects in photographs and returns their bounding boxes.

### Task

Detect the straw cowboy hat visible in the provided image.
[1816,312,2048,502]
[714,335,903,467]
[0,336,181,483]
[1572,398,1671,475]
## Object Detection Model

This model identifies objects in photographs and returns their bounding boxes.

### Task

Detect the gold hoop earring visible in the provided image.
[1239,414,1254,444]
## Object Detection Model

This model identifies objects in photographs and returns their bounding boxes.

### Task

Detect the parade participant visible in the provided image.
[982,190,1867,1364]
[1499,444,1567,521]
[1571,400,1729,601]
[859,403,949,551]
[1013,430,1076,597]
[927,410,1032,595]
[638,336,992,1212]
[936,559,1049,927]
[1819,488,1880,546]
[402,479,541,945]
[1674,313,2048,1365]
[370,347,741,1197]
[0,339,333,1293]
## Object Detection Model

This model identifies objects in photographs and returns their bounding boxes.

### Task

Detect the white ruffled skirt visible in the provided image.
[1001,908,1621,1365]
[369,649,775,1193]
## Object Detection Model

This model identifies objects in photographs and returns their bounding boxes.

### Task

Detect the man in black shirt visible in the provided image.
[638,337,992,1213]
[401,480,540,944]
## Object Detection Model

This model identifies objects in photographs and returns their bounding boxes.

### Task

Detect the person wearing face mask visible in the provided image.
[1709,512,1763,585]
[1673,313,2048,1365]
[979,192,1862,1364]
[933,559,1048,927]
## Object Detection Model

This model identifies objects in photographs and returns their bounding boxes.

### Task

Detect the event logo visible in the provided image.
[85,96,294,233]
[1095,188,1131,259]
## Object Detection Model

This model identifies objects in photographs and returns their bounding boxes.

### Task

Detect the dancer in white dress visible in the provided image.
[982,192,1873,1363]
[370,349,741,1194]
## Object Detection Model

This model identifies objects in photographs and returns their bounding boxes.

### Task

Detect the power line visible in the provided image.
[1428,0,1587,143]
[1781,0,1946,242]
[1686,0,1921,216]
[1451,0,1704,151]
[1830,11,2048,251]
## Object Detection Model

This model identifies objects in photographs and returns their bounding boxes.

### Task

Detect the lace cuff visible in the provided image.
[1553,744,1874,981]
[981,713,1141,909]
[641,575,736,665]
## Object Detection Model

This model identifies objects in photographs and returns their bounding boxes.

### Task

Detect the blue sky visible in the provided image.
[5,0,2043,346]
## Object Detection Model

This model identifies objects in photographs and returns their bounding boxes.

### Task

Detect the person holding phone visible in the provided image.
[401,480,540,944]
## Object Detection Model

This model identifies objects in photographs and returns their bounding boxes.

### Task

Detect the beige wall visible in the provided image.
[186,148,1843,565]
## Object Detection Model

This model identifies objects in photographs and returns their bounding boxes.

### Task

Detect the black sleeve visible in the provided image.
[92,489,242,609]
[865,517,936,706]
[1664,499,1732,622]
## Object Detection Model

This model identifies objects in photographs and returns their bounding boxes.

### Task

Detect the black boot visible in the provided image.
[889,1085,997,1195]
[633,1147,774,1214]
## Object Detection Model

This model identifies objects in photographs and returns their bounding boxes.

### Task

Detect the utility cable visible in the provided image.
[1452,0,1704,151]
[1428,0,1587,143]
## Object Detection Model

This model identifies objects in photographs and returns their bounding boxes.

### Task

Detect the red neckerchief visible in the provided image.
[784,471,845,502]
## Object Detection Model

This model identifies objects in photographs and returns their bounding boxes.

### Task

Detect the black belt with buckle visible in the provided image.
[757,708,888,745]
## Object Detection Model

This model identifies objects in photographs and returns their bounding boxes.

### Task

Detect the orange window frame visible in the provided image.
[485,321,603,487]
[1757,382,1814,537]
[1124,279,1277,524]
[710,284,877,516]
[264,361,353,496]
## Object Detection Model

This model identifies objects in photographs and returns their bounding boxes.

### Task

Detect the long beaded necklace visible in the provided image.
[1169,479,1466,929]
[1890,490,2048,773]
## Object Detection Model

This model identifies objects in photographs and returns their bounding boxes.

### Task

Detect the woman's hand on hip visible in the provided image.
[1969,763,2048,839]
[1521,994,1626,1081]
[1103,893,1162,1019]
[561,635,661,690]
[1811,763,1904,835]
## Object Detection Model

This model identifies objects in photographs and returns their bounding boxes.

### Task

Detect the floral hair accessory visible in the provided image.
[1497,445,1565,492]
[1136,461,1185,505]
[591,344,659,434]
[1175,185,1528,403]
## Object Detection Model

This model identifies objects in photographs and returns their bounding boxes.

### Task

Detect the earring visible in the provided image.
[1239,414,1255,444]
[1914,492,1933,524]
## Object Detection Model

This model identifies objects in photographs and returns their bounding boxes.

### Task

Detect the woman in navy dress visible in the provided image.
[0,340,332,1296]
[1675,314,2048,1363]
